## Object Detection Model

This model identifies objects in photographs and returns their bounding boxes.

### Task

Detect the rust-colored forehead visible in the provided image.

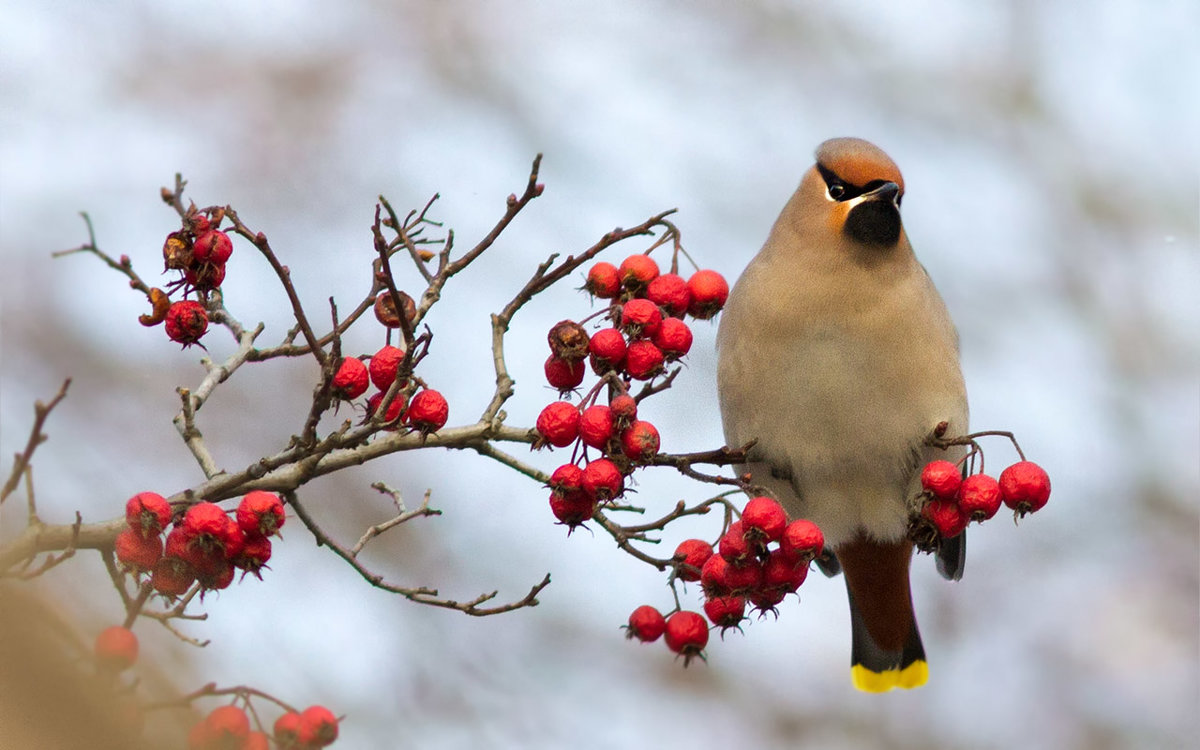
[815,137,905,193]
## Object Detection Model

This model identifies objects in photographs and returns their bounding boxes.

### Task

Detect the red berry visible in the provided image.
[620,420,660,462]
[232,534,272,577]
[125,491,172,538]
[115,528,163,573]
[584,261,621,299]
[205,705,250,744]
[749,586,788,613]
[618,254,660,291]
[652,317,693,360]
[664,610,709,664]
[579,405,615,450]
[718,521,753,565]
[547,320,590,362]
[151,556,195,596]
[236,491,286,538]
[703,595,746,631]
[587,327,627,375]
[164,300,208,346]
[646,273,691,317]
[673,538,713,582]
[686,270,729,319]
[581,458,623,501]
[200,559,236,591]
[273,712,303,747]
[921,459,962,501]
[741,496,788,543]
[94,626,138,672]
[549,491,596,527]
[958,473,1003,521]
[331,357,369,399]
[762,548,808,593]
[187,720,217,750]
[700,552,732,596]
[626,605,667,643]
[923,497,968,538]
[701,553,763,595]
[407,389,449,433]
[548,463,586,500]
[182,502,232,541]
[625,340,665,380]
[188,213,212,234]
[619,298,663,339]
[608,393,638,429]
[779,519,824,561]
[544,354,586,392]
[183,261,226,290]
[369,344,406,391]
[365,390,407,427]
[999,461,1051,516]
[192,229,233,265]
[298,705,339,747]
[536,402,581,448]
[243,731,271,750]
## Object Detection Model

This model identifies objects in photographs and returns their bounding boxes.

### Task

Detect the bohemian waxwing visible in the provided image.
[716,137,968,692]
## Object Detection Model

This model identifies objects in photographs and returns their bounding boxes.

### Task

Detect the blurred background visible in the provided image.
[1,2,1196,748]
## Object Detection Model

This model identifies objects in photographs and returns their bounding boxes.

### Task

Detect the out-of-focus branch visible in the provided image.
[2,379,71,505]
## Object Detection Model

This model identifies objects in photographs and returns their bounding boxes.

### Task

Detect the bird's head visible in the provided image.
[802,137,906,248]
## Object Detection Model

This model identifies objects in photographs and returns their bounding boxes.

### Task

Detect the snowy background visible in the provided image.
[2,2,1197,748]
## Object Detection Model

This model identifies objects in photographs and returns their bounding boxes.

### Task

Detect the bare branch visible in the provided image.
[2,379,71,505]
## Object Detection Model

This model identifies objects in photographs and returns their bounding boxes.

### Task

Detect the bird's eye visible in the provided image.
[828,183,846,200]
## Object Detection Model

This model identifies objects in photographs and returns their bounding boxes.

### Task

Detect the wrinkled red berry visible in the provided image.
[587,327,628,374]
[673,538,714,582]
[191,230,233,265]
[762,548,808,593]
[625,340,665,380]
[652,317,693,360]
[608,393,638,429]
[923,497,968,538]
[646,273,691,317]
[151,556,195,597]
[536,402,581,448]
[664,610,709,664]
[548,463,586,500]
[921,459,962,501]
[94,626,138,672]
[369,345,406,391]
[164,300,208,346]
[620,420,660,462]
[579,405,615,450]
[584,261,621,299]
[958,473,1003,521]
[232,534,272,578]
[115,528,163,573]
[183,261,226,290]
[549,491,596,527]
[620,298,663,339]
[999,461,1051,516]
[741,496,787,543]
[686,270,729,319]
[718,520,753,565]
[125,491,172,538]
[365,390,407,427]
[236,491,286,538]
[544,355,586,392]
[332,357,370,399]
[626,605,667,642]
[581,458,623,501]
[407,389,449,433]
[619,254,660,291]
[703,595,747,631]
[779,519,824,561]
[701,553,762,595]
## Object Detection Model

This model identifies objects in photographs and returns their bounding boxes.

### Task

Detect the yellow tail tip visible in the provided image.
[851,660,929,692]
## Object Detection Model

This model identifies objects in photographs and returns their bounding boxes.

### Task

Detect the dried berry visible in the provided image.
[664,610,709,665]
[958,473,1003,521]
[125,491,172,538]
[579,405,615,450]
[673,539,714,582]
[581,458,623,501]
[547,320,591,362]
[921,459,962,501]
[183,261,226,291]
[625,340,665,380]
[365,391,407,427]
[374,290,416,329]
[536,402,581,448]
[584,261,621,299]
[999,461,1051,516]
[652,317,693,360]
[686,269,729,319]
[620,420,660,462]
[626,605,667,642]
[407,389,449,434]
[368,345,406,391]
[619,298,663,339]
[331,357,369,400]
[115,528,163,573]
[164,300,209,347]
[192,230,233,265]
[236,491,286,538]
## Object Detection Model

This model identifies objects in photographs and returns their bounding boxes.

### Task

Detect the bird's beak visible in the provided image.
[865,181,901,205]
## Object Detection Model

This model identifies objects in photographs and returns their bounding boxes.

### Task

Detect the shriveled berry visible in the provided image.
[125,491,172,538]
[205,705,250,745]
[549,491,596,527]
[673,539,713,582]
[703,595,747,631]
[742,496,788,543]
[608,393,638,429]
[233,535,272,578]
[547,320,590,362]
[584,261,621,299]
[664,610,709,665]
[999,461,1051,516]
[374,290,416,329]
[652,317,693,360]
[407,389,449,433]
[236,491,286,538]
[587,327,627,374]
[163,230,192,270]
[94,626,138,672]
[183,261,226,290]
[958,473,1003,521]
[115,528,163,573]
[620,420,660,462]
[686,269,729,319]
[297,705,339,747]
[182,502,232,541]
[548,463,586,500]
[164,300,208,347]
[619,298,663,339]
[779,519,824,562]
[536,402,581,448]
[619,254,660,291]
[274,712,303,747]
[921,460,962,501]
[331,357,369,400]
[922,497,968,538]
[762,548,808,593]
[368,345,406,391]
[626,605,667,642]
[151,556,195,596]
[199,558,236,591]
[365,390,407,427]
[191,229,233,265]
[749,586,788,613]
[581,458,623,501]
[181,502,244,565]
[718,520,753,565]
[646,273,691,317]
[544,355,586,392]
[625,340,665,380]
[579,405,615,450]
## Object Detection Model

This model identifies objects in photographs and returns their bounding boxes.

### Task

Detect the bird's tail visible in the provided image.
[837,537,928,692]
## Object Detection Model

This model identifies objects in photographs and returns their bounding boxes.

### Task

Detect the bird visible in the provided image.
[716,137,968,692]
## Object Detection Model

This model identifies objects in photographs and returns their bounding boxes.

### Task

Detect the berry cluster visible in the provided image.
[625,497,824,664]
[188,703,339,750]
[535,255,729,527]
[329,343,449,435]
[912,458,1051,547]
[116,490,285,596]
[144,211,237,347]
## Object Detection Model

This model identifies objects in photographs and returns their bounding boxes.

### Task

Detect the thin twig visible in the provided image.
[2,379,71,505]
